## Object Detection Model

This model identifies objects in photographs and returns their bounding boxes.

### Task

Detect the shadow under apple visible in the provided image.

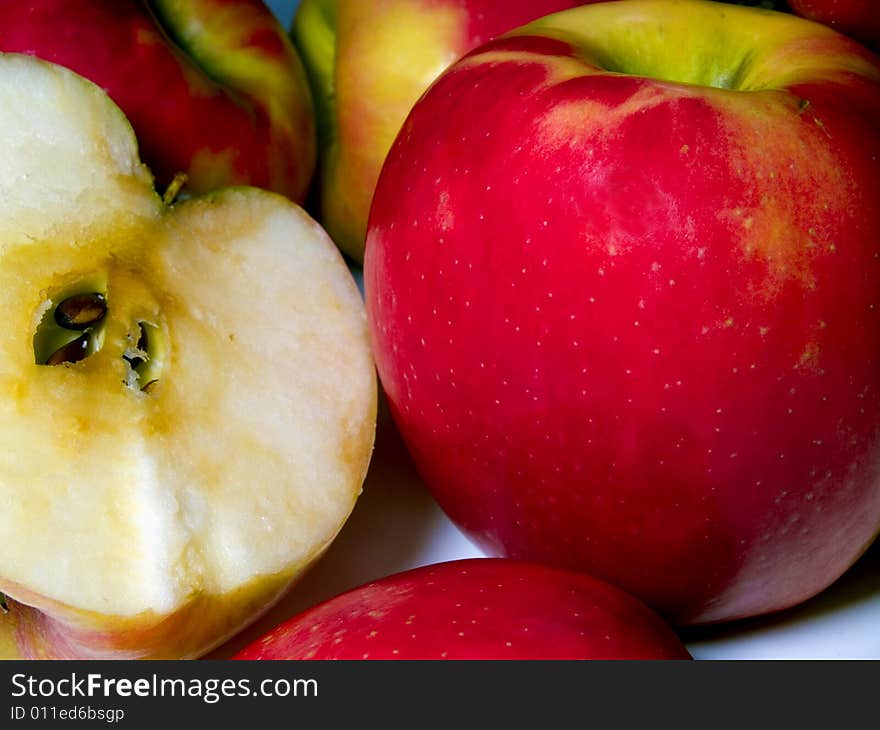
[682,537,880,658]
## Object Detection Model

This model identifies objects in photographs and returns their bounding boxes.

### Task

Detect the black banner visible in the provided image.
[0,660,874,726]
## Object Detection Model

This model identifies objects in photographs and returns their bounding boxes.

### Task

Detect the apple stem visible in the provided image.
[162,172,189,207]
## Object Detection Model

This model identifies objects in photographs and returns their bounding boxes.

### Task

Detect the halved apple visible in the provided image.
[0,53,376,659]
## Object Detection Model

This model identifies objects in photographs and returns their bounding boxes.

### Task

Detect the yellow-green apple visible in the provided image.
[0,53,376,659]
[292,0,595,262]
[787,1,879,48]
[233,559,692,659]
[365,0,880,625]
[0,0,316,202]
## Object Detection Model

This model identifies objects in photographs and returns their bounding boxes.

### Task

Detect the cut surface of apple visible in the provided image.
[0,53,376,659]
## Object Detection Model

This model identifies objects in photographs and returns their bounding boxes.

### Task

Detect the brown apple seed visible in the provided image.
[45,332,90,365]
[54,292,107,330]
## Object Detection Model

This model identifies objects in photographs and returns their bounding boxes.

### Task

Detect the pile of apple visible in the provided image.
[1,0,878,661]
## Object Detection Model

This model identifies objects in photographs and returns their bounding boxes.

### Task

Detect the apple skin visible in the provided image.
[365,0,880,624]
[292,0,596,262]
[787,0,879,49]
[0,0,316,202]
[233,559,692,659]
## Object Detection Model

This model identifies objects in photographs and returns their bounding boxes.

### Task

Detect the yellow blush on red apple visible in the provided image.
[292,0,599,261]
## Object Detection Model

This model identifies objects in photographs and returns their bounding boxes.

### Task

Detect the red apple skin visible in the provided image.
[0,0,315,201]
[365,4,880,624]
[233,559,692,660]
[787,0,879,48]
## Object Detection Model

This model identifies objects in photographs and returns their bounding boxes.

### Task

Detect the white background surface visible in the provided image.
[216,0,880,661]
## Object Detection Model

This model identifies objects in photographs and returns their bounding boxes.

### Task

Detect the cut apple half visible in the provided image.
[0,53,376,659]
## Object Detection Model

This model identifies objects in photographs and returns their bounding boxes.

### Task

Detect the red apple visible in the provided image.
[365,0,880,624]
[234,559,692,659]
[0,0,316,202]
[292,0,596,261]
[787,0,879,49]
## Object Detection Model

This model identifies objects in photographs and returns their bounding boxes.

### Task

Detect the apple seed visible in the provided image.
[35,283,107,365]
[45,332,90,366]
[54,292,107,330]
[0,592,8,614]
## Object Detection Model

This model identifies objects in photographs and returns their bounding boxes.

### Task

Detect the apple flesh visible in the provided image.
[0,0,316,202]
[787,0,879,48]
[234,559,692,659]
[0,53,376,659]
[292,0,595,262]
[365,0,880,624]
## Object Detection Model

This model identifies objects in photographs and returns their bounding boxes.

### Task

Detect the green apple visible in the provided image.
[0,53,376,659]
